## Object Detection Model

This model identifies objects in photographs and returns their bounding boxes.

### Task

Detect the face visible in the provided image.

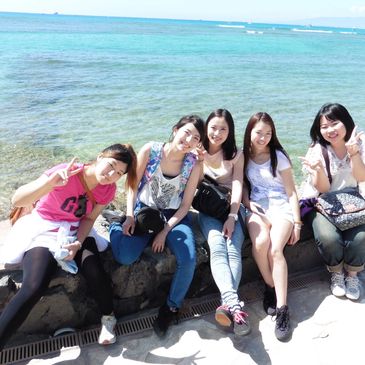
[207,117,229,147]
[319,116,347,145]
[173,122,201,152]
[95,157,128,184]
[250,121,272,151]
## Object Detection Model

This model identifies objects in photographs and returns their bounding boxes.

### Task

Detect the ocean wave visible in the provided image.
[246,30,263,34]
[339,31,357,35]
[291,28,333,34]
[218,24,245,29]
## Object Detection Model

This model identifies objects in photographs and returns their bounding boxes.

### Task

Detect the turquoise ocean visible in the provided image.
[1,12,365,217]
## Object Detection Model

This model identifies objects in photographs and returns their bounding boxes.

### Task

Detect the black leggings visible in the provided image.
[0,237,113,350]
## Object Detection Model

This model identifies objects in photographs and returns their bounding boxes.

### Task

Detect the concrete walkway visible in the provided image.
[17,270,364,365]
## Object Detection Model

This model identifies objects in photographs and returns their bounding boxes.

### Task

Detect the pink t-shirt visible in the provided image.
[36,163,116,222]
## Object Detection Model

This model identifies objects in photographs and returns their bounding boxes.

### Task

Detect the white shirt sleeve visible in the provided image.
[276,150,291,172]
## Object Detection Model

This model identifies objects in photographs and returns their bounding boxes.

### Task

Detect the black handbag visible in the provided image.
[134,206,166,235]
[192,175,231,221]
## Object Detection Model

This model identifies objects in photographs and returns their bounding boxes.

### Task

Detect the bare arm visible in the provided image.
[222,153,244,238]
[346,130,365,182]
[12,158,82,207]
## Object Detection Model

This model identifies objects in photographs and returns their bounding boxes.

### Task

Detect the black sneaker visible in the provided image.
[274,305,292,341]
[153,304,179,338]
[263,284,277,316]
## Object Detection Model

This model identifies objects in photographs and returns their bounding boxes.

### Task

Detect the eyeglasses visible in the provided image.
[74,195,88,218]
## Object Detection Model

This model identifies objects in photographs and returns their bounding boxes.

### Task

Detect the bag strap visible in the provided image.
[78,172,96,206]
[320,145,332,185]
[203,173,219,186]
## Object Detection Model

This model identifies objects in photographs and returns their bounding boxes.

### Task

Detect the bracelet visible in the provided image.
[228,213,238,221]
[294,221,303,225]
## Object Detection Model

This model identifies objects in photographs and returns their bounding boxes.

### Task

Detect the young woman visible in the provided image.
[0,144,137,349]
[109,115,204,338]
[301,103,365,301]
[242,112,301,342]
[197,109,249,336]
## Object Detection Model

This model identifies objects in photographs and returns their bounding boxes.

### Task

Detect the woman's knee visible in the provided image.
[269,247,285,261]
[110,234,146,265]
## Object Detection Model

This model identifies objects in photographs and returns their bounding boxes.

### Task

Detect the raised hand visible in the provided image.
[194,144,206,161]
[299,156,324,174]
[49,157,82,187]
[345,125,364,157]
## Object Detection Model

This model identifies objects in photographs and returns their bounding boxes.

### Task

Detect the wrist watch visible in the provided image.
[228,213,238,221]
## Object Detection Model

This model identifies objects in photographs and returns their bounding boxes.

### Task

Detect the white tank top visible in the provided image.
[139,166,182,210]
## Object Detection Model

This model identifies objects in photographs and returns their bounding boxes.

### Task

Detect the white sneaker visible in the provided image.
[98,315,117,345]
[330,272,346,297]
[345,275,361,300]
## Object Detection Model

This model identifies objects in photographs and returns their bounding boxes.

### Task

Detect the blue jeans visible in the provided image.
[305,210,365,272]
[198,206,246,309]
[109,212,196,309]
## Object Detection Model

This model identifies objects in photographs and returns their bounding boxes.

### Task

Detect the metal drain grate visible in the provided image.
[0,268,326,364]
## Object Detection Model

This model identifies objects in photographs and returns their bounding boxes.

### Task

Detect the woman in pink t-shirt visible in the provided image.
[0,144,137,349]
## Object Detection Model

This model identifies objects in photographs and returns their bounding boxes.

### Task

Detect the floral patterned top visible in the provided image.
[137,141,197,210]
[301,141,365,198]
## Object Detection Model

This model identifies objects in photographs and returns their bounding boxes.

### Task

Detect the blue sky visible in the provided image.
[1,1,365,23]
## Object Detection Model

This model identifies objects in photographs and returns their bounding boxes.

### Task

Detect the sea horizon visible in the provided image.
[1,11,365,31]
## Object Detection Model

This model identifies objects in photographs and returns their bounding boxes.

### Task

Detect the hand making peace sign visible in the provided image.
[345,125,364,157]
[48,157,83,187]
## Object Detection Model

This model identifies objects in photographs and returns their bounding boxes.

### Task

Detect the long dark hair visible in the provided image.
[243,112,291,180]
[310,103,355,147]
[203,108,237,160]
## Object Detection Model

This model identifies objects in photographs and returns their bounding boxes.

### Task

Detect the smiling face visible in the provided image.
[172,122,201,153]
[319,116,347,146]
[207,117,229,149]
[95,157,128,184]
[250,120,272,152]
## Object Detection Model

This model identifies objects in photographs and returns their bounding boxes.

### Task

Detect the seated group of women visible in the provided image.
[0,102,364,350]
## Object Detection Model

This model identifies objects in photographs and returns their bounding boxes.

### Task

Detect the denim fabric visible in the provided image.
[305,210,365,272]
[109,212,196,309]
[198,206,246,309]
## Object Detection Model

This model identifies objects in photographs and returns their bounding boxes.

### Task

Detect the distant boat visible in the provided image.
[53,12,59,15]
